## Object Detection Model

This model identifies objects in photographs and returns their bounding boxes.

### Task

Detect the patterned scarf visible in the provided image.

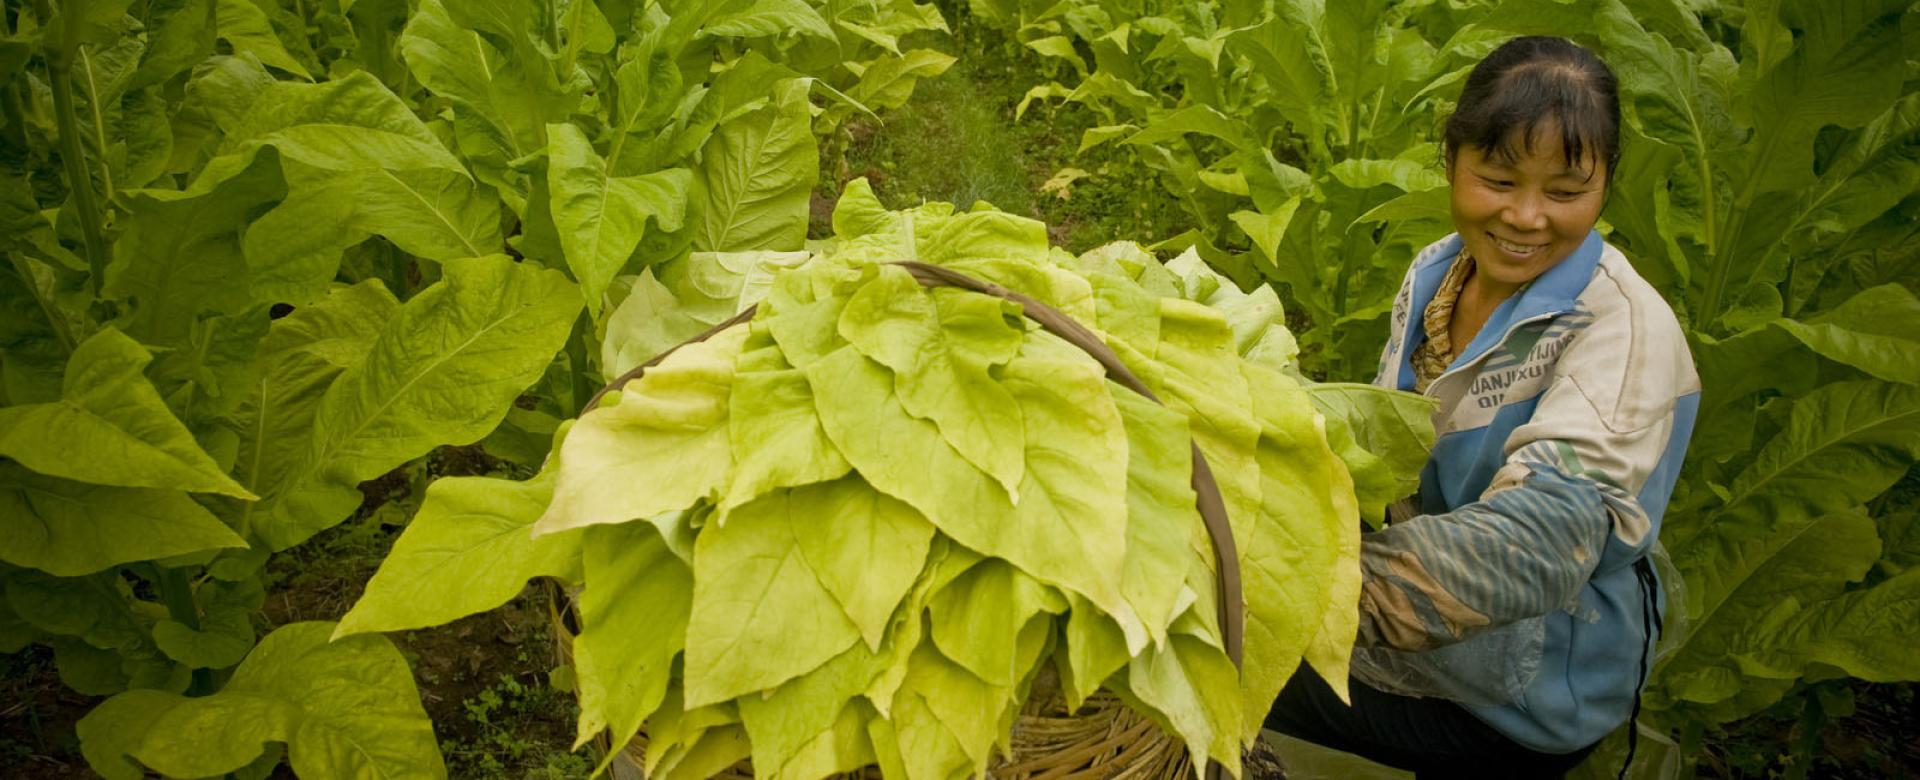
[1411,250,1475,394]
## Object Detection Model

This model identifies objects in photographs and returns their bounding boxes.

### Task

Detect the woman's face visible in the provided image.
[1448,127,1608,293]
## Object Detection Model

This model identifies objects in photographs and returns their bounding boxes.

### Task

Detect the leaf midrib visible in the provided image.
[305,283,540,491]
[1709,397,1920,525]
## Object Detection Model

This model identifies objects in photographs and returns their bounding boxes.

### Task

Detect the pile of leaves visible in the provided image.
[335,180,1434,780]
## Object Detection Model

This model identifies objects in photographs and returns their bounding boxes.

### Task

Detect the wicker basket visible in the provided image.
[554,262,1272,780]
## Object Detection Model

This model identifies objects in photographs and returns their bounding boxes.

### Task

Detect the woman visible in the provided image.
[1264,37,1700,779]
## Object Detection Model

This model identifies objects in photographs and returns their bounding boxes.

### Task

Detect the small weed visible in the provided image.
[441,672,589,779]
[818,2,1191,253]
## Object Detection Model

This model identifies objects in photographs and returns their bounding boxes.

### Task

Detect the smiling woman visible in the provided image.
[1263,36,1702,780]
[1443,37,1621,351]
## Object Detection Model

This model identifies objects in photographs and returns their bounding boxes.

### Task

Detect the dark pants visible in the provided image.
[1264,666,1597,779]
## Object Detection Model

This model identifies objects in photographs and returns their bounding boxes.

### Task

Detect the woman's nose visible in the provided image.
[1501,192,1550,232]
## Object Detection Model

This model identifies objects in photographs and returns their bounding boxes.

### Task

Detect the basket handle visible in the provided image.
[589,261,1245,669]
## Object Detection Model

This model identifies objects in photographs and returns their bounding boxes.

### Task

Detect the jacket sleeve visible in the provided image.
[1355,266,1697,652]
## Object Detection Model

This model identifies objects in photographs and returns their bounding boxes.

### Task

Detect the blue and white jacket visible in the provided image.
[1349,230,1700,754]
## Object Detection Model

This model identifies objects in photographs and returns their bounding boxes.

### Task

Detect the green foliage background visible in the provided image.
[0,0,955,775]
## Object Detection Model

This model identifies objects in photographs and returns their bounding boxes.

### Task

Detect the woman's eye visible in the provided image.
[1549,190,1585,200]
[1481,177,1513,188]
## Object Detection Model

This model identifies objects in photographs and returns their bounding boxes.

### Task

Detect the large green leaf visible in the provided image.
[884,641,1014,779]
[722,334,854,509]
[1165,246,1302,371]
[755,702,876,780]
[1239,362,1358,719]
[1671,381,1920,556]
[1307,382,1436,525]
[1059,593,1132,710]
[105,151,286,348]
[1878,509,1920,577]
[1655,510,1881,710]
[78,622,444,779]
[1740,0,1908,195]
[1124,104,1255,152]
[334,467,577,637]
[838,265,1028,499]
[1601,128,1696,292]
[1143,299,1263,547]
[1301,473,1363,708]
[1782,93,1920,269]
[0,464,245,577]
[693,77,816,252]
[791,476,935,652]
[546,122,692,314]
[846,49,957,111]
[5,568,186,695]
[1586,0,1737,232]
[152,577,262,669]
[738,555,934,779]
[211,72,506,302]
[0,328,252,498]
[682,481,865,708]
[572,520,693,770]
[1731,566,1920,685]
[1227,1,1338,153]
[228,280,398,542]
[701,0,836,41]
[600,250,811,382]
[1121,632,1244,776]
[1720,90,1920,325]
[399,0,580,209]
[255,256,581,549]
[1774,284,1920,386]
[926,558,1062,688]
[1691,0,1910,327]
[806,336,1141,647]
[535,324,748,536]
[1659,381,1920,711]
[1110,387,1203,647]
[215,0,313,79]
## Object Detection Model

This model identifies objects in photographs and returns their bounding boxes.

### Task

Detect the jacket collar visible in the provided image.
[1400,230,1602,375]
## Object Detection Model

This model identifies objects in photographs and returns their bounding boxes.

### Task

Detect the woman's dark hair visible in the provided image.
[1443,36,1621,184]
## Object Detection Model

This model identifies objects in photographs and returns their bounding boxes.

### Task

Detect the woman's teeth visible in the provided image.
[1494,235,1543,255]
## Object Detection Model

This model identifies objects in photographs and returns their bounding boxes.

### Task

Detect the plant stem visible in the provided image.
[158,566,201,630]
[1,80,27,151]
[1677,718,1704,780]
[1787,692,1827,780]
[78,47,116,203]
[565,314,593,417]
[1699,131,1777,331]
[158,566,221,695]
[45,14,114,296]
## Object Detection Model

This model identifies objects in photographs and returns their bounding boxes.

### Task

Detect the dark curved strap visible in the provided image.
[590,262,1246,670]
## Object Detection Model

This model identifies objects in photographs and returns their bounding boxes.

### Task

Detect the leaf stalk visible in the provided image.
[45,1,114,296]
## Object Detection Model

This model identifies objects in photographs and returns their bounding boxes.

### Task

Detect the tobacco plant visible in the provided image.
[0,0,950,776]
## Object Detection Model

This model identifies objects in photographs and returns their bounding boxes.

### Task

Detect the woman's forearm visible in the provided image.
[1355,463,1614,651]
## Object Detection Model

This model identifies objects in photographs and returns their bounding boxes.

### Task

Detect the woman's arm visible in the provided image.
[1355,263,1697,652]
[1355,458,1620,651]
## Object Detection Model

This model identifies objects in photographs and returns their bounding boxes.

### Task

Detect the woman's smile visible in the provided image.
[1490,234,1546,256]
